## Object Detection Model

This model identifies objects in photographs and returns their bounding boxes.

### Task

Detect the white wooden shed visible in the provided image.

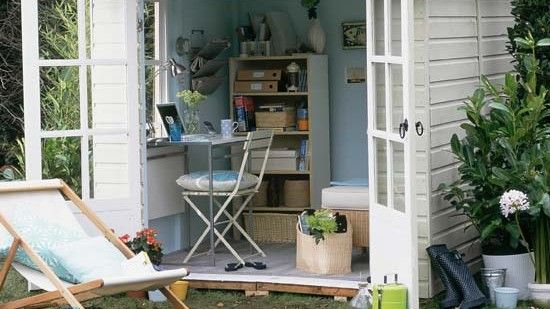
[19,0,514,305]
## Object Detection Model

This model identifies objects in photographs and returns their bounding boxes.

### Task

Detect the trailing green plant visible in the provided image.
[507,0,550,88]
[301,0,320,19]
[305,209,337,244]
[440,37,550,255]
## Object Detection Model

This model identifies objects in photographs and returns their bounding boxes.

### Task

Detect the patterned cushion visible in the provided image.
[176,170,259,192]
[0,210,88,283]
[48,236,127,283]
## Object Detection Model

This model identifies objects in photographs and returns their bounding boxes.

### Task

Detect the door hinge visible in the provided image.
[137,18,144,32]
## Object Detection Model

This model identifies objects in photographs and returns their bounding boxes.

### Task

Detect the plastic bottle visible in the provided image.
[349,282,372,309]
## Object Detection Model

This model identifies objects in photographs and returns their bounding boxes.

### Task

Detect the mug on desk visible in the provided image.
[220,119,238,137]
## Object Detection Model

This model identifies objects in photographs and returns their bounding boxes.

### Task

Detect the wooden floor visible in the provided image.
[163,241,369,297]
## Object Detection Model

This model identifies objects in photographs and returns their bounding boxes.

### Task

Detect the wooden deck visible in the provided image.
[162,242,369,298]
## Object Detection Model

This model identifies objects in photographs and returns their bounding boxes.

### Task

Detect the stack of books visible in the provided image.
[233,96,256,131]
[298,138,309,171]
[298,69,308,92]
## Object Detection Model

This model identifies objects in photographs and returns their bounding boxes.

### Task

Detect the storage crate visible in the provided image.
[250,180,269,207]
[283,180,310,207]
[244,213,298,243]
[255,110,296,128]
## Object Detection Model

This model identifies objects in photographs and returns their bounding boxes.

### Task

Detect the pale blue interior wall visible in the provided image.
[149,0,234,253]
[235,0,368,182]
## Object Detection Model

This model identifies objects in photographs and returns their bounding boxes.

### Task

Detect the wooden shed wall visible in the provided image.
[424,0,513,297]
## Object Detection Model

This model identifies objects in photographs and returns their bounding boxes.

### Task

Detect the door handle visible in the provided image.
[398,119,408,139]
[415,121,424,136]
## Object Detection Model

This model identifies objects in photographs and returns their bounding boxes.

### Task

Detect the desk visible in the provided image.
[151,134,247,266]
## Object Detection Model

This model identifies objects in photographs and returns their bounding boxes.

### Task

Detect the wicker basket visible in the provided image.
[244,213,298,243]
[332,209,369,248]
[250,181,269,207]
[283,180,310,207]
[296,220,353,275]
[255,110,296,128]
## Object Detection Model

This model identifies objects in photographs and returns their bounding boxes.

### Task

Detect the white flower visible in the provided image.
[499,190,530,218]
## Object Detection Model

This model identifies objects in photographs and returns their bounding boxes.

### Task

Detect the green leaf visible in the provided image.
[536,38,550,47]
[489,102,511,113]
[450,134,461,156]
[542,193,550,217]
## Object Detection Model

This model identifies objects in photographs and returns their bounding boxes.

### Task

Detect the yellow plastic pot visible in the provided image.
[170,280,189,301]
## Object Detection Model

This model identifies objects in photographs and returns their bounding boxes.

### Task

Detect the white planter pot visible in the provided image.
[528,283,550,308]
[483,253,535,300]
[308,18,326,54]
[148,289,167,302]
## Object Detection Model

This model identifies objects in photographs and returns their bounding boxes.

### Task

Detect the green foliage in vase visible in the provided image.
[305,209,337,245]
[301,0,320,19]
[440,37,550,255]
[507,0,550,88]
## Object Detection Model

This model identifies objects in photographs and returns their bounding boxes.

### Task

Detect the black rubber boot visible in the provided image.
[427,244,462,308]
[436,251,488,309]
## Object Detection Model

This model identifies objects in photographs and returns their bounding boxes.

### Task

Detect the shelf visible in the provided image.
[235,131,309,136]
[248,207,308,212]
[231,55,309,61]
[233,92,308,97]
[252,170,310,175]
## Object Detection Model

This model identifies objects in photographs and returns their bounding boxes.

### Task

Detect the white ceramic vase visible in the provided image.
[308,18,326,54]
[483,253,535,300]
[528,283,550,308]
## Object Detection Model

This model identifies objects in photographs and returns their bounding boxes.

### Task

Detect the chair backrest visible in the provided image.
[233,130,274,192]
[0,185,86,235]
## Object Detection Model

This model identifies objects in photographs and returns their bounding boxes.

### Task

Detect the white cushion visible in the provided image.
[322,186,369,210]
[176,170,259,192]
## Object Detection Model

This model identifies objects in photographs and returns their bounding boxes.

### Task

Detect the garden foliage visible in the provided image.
[441,38,550,259]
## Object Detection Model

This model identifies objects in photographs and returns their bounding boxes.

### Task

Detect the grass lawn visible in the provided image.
[0,269,349,308]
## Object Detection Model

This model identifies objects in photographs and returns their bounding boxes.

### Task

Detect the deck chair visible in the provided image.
[177,130,274,265]
[0,179,189,309]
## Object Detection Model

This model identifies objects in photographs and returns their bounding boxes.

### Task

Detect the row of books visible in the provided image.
[297,69,308,92]
[298,138,309,171]
[234,96,256,131]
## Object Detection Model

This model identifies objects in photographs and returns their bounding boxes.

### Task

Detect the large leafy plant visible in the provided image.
[441,37,550,255]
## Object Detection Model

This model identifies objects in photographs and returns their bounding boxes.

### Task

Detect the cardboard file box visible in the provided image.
[234,81,278,93]
[237,69,282,81]
[251,149,298,172]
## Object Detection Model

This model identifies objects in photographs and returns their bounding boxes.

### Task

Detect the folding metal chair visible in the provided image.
[178,130,274,264]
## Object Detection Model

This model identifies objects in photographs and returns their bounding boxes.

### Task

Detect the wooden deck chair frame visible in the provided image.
[0,179,189,309]
[182,130,274,265]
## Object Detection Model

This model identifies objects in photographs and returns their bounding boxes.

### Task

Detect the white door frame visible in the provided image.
[366,0,419,307]
[21,0,143,235]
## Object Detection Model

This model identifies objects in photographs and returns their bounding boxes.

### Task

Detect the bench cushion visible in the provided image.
[176,170,259,192]
[322,186,369,210]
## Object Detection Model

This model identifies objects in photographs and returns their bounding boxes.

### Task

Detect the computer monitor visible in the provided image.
[156,102,185,135]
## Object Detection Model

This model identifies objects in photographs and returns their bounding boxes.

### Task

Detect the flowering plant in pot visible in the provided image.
[119,228,164,267]
[440,36,549,299]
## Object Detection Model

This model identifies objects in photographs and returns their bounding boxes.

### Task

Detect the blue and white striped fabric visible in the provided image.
[176,170,258,192]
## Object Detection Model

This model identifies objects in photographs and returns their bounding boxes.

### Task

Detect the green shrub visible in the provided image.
[441,39,549,255]
[507,0,550,87]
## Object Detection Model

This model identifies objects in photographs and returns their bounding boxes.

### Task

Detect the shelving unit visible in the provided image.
[229,54,330,211]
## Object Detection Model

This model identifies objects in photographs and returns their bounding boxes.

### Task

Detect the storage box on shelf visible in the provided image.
[229,55,330,213]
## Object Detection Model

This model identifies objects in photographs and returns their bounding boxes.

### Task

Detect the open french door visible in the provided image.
[366,0,419,307]
[21,0,144,235]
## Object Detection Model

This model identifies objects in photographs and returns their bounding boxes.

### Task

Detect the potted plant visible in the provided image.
[440,36,549,299]
[176,90,207,134]
[296,209,352,275]
[301,0,325,54]
[119,228,164,300]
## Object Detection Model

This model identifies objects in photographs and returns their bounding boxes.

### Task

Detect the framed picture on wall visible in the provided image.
[342,21,366,49]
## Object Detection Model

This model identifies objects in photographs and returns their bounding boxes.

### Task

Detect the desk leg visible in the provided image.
[208,144,215,266]
[184,147,191,251]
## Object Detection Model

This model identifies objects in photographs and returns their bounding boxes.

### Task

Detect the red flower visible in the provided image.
[119,234,130,243]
